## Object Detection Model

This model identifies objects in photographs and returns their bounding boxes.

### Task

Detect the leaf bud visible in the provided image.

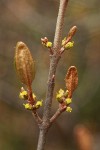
[68,26,77,38]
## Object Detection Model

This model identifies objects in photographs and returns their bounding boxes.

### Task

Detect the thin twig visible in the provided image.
[32,110,42,126]
[50,105,66,124]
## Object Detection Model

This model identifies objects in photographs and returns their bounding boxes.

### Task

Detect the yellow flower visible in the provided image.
[19,91,28,100]
[56,89,64,98]
[35,100,43,109]
[46,42,52,48]
[56,89,64,102]
[66,107,72,112]
[65,98,72,105]
[59,89,64,95]
[56,93,61,99]
[64,41,74,49]
[23,103,33,110]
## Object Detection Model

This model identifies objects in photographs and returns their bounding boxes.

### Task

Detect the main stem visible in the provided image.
[37,1,68,150]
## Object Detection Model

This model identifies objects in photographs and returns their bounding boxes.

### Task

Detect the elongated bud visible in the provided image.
[65,66,78,98]
[15,42,35,87]
[68,26,77,38]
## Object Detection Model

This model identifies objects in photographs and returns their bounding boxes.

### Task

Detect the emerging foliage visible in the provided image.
[15,42,35,88]
[65,66,78,98]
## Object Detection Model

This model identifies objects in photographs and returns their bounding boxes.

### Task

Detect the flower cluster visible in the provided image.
[62,37,74,50]
[41,37,52,48]
[56,89,72,112]
[19,87,43,110]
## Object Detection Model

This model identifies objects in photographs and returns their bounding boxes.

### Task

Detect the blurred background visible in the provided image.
[0,0,100,150]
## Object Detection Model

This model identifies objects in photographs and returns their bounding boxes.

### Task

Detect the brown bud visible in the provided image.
[41,37,48,45]
[14,42,35,87]
[65,66,78,98]
[68,26,77,38]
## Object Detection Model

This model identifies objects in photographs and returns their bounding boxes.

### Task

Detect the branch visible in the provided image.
[42,0,69,125]
[32,110,42,126]
[37,1,69,150]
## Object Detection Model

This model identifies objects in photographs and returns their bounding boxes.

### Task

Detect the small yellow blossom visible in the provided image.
[66,107,72,112]
[23,103,33,110]
[56,89,64,100]
[19,91,28,100]
[35,100,43,109]
[56,94,61,99]
[64,41,74,49]
[46,42,52,48]
[56,89,65,103]
[65,98,72,105]
[59,89,64,94]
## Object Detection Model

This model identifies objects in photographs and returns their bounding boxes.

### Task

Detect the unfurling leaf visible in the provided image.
[65,66,78,98]
[15,41,35,87]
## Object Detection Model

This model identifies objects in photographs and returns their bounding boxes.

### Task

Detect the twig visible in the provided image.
[32,110,42,126]
[50,105,66,124]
